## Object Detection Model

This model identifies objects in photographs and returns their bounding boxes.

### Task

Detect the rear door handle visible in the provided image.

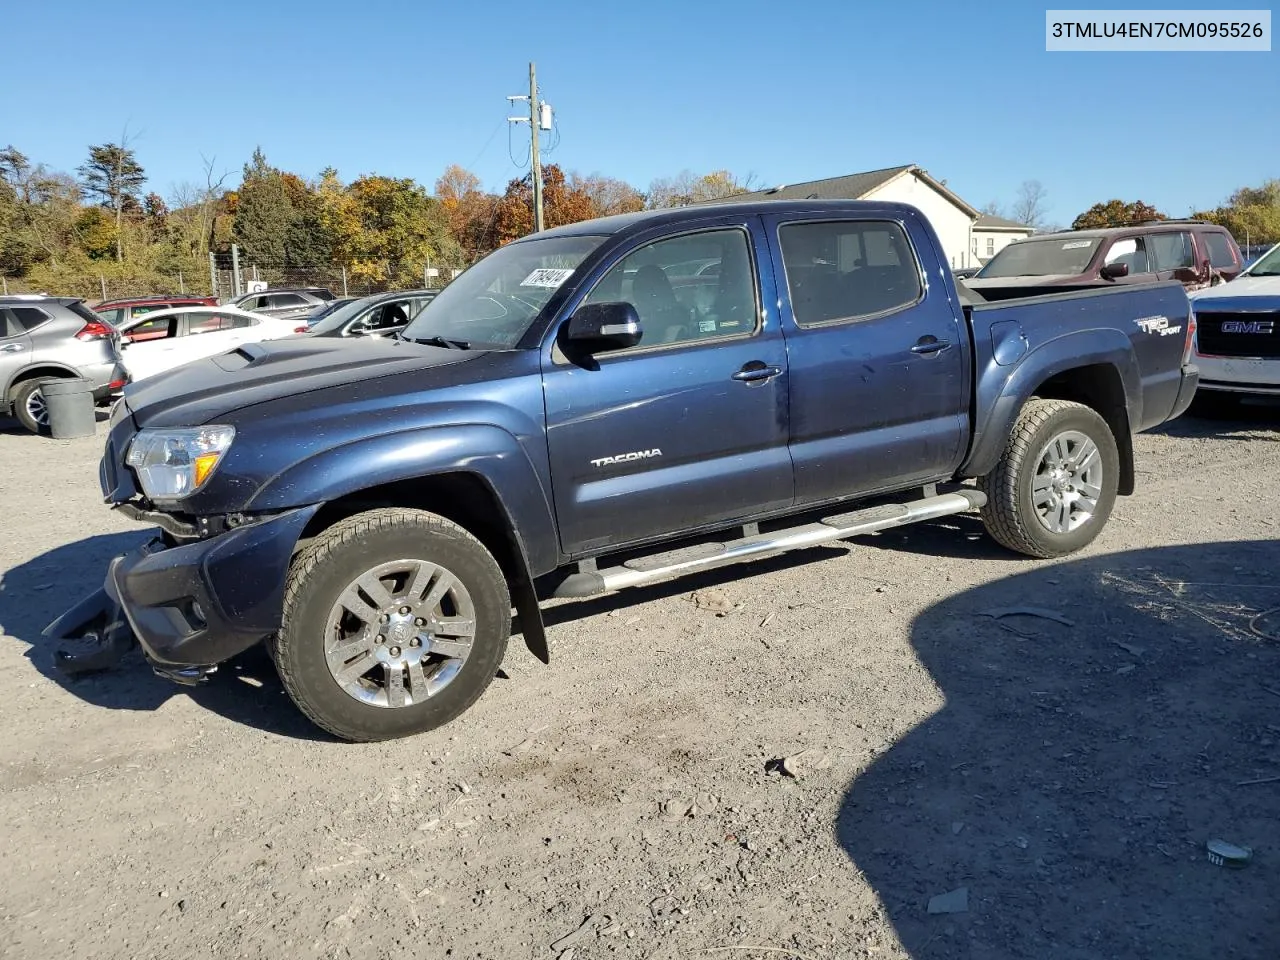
[732,362,783,383]
[911,336,953,355]
[0,343,26,353]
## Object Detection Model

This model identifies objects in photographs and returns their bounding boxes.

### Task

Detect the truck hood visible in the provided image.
[124,336,479,429]
[1189,273,1280,302]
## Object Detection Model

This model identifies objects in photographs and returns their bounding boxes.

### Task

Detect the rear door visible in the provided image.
[119,313,184,381]
[1149,230,1198,285]
[0,309,34,396]
[542,218,793,555]
[764,211,969,506]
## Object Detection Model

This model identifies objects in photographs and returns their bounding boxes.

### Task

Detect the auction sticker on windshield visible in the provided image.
[1062,240,1093,249]
[521,268,575,288]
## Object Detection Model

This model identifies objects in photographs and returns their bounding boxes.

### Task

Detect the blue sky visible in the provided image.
[3,0,1274,225]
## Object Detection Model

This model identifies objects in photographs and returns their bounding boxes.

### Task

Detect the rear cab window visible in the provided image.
[777,220,923,326]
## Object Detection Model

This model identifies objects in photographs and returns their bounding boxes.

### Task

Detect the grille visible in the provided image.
[1195,311,1280,359]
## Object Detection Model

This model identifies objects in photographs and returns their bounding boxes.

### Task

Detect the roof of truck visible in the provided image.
[532,198,928,240]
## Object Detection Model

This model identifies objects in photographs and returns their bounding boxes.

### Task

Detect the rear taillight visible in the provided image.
[76,321,113,341]
[1182,308,1197,365]
[294,326,309,333]
[108,379,127,390]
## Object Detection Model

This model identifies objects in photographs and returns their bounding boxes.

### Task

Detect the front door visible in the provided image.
[542,221,793,556]
[764,212,969,506]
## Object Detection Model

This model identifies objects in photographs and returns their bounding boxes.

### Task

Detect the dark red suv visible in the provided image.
[968,220,1243,300]
[91,295,218,327]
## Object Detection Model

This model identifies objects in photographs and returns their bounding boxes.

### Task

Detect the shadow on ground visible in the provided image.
[838,539,1280,959]
[1149,398,1280,439]
[0,531,329,740]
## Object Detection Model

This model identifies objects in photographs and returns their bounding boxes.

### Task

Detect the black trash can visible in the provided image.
[42,378,96,439]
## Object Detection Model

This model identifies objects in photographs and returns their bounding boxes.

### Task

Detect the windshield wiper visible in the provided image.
[403,334,472,350]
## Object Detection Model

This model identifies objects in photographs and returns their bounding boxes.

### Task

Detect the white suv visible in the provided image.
[1189,242,1280,401]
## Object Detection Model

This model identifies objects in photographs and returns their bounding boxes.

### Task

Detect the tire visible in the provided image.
[11,379,52,435]
[273,508,510,742]
[978,398,1120,559]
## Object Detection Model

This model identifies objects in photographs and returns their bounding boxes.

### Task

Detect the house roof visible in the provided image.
[975,213,1033,231]
[699,164,981,218]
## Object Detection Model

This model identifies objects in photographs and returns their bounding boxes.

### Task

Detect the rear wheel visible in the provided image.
[273,508,510,742]
[11,379,52,434]
[979,399,1119,559]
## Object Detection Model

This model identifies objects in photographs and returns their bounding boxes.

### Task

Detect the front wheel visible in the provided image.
[273,508,510,742]
[979,398,1120,559]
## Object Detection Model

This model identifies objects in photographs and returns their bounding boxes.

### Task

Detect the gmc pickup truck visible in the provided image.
[46,200,1200,741]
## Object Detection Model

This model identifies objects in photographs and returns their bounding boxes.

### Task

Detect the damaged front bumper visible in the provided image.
[44,504,320,683]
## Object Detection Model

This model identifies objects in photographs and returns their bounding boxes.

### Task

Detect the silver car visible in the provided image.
[229,288,335,322]
[1,296,123,433]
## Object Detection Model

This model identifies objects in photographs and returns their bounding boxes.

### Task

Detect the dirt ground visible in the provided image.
[2,402,1279,960]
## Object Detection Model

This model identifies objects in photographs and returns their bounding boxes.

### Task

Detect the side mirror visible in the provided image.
[1172,266,1200,283]
[347,322,370,337]
[1100,262,1129,280]
[566,302,643,352]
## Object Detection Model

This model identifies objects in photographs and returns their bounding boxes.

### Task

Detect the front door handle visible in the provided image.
[911,336,953,355]
[732,362,783,383]
[0,343,26,353]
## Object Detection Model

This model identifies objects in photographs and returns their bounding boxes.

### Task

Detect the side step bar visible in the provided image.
[553,489,986,599]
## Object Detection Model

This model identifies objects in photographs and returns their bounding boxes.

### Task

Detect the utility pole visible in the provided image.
[231,244,242,298]
[508,62,552,233]
[209,252,218,299]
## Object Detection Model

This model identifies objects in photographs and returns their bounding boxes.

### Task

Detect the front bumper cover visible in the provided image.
[45,504,320,678]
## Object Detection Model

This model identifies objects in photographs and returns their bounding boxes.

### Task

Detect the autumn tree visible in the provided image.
[78,143,146,262]
[492,164,595,246]
[573,173,645,217]
[343,175,459,287]
[1071,200,1167,230]
[435,164,498,265]
[1194,180,1280,247]
[646,169,755,208]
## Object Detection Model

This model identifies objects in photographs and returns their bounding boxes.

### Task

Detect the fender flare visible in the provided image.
[245,425,559,665]
[962,329,1140,481]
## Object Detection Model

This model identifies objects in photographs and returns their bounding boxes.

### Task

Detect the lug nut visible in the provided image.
[399,606,411,615]
[414,617,425,626]
[410,637,421,647]
[379,614,390,624]
[375,635,385,644]
[389,646,401,657]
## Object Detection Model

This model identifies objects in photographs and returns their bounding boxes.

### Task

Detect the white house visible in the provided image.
[704,164,1032,269]
[972,213,1034,264]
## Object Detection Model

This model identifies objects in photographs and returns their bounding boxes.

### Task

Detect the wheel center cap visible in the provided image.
[389,621,413,643]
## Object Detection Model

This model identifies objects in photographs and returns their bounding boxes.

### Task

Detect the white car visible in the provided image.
[117,306,301,383]
[1188,242,1280,401]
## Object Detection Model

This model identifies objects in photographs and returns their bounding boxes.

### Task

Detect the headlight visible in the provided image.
[126,426,235,501]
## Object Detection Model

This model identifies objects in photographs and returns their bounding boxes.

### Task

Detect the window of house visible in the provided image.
[778,220,922,327]
[582,228,757,349]
[986,237,995,256]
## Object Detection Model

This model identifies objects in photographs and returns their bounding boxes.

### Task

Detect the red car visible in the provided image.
[92,295,218,328]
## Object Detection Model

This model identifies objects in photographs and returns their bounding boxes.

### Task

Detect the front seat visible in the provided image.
[631,264,688,343]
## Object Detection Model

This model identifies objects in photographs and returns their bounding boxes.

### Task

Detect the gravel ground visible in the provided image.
[1,402,1279,960]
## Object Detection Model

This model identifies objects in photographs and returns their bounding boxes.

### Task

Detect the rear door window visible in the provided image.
[269,293,307,308]
[0,309,22,339]
[1204,232,1238,268]
[126,316,178,342]
[1149,232,1194,271]
[11,306,52,331]
[778,220,923,326]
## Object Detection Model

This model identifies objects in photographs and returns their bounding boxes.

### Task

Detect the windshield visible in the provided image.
[1245,243,1280,277]
[400,235,606,348]
[977,237,1101,278]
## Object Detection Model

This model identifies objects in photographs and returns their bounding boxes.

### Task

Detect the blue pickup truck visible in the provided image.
[47,200,1199,741]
